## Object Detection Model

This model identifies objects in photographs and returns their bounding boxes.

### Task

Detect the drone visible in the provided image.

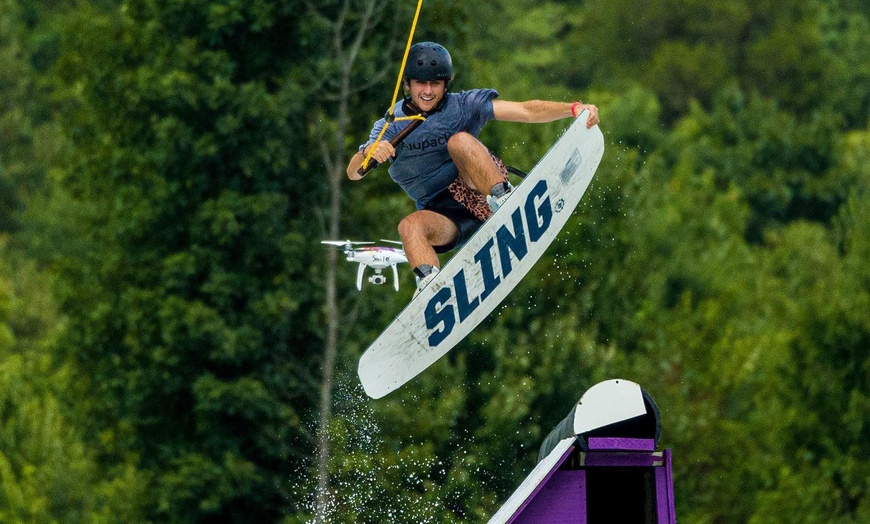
[321,239,408,291]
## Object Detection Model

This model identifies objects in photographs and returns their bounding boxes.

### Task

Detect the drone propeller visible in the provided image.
[379,239,404,246]
[321,240,375,248]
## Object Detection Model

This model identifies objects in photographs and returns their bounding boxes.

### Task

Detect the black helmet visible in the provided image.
[404,42,453,85]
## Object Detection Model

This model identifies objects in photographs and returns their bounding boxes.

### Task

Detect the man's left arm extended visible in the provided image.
[493,99,599,128]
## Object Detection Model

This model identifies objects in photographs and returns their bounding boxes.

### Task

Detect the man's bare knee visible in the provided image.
[447,132,479,157]
[398,215,420,240]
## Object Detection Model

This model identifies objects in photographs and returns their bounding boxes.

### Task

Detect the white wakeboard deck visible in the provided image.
[359,113,605,398]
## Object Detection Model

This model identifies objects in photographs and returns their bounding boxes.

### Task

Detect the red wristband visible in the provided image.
[570,101,582,118]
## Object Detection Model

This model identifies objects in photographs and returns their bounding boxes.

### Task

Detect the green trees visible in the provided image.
[750,134,870,523]
[0,240,148,522]
[23,0,328,520]
[1,0,869,521]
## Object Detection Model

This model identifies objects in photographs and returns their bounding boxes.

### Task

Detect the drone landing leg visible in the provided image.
[356,263,366,290]
[391,264,400,292]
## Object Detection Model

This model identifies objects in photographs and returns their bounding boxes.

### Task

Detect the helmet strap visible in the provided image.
[402,98,425,116]
[402,90,448,115]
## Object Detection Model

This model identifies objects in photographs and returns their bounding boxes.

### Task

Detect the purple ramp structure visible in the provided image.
[487,379,676,524]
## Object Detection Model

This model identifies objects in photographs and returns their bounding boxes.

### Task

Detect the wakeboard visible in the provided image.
[358,112,605,398]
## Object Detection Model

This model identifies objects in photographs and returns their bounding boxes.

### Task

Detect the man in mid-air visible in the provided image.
[347,42,599,294]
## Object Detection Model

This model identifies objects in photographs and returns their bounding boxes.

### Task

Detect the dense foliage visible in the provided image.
[1,0,868,522]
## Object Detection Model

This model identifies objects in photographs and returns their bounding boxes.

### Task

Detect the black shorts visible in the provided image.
[423,187,485,254]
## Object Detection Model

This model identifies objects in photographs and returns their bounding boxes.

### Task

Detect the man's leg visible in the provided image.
[447,132,509,195]
[397,210,459,270]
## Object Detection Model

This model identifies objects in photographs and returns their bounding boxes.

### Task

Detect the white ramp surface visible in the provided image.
[486,437,576,524]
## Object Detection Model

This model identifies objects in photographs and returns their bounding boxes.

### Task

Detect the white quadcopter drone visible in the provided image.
[321,239,408,291]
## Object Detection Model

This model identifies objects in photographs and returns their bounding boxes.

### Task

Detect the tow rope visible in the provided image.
[357,0,426,177]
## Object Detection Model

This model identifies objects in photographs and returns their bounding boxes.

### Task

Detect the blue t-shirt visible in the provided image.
[360,88,499,208]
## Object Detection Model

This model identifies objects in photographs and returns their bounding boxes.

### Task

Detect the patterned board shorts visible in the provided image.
[423,154,510,253]
[447,154,510,222]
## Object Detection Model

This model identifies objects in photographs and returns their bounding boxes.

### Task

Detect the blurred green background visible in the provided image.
[1,0,869,522]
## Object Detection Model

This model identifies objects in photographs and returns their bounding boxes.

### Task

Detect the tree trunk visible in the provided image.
[313,0,385,520]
